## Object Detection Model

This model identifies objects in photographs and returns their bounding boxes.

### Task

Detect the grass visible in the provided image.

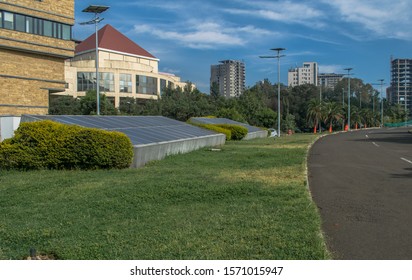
[0,134,330,260]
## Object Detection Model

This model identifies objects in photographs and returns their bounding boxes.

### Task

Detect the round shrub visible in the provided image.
[0,120,133,170]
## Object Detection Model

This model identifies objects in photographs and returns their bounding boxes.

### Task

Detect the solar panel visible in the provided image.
[21,115,221,146]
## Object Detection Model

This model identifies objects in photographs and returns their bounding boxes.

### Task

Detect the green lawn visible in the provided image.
[0,134,330,260]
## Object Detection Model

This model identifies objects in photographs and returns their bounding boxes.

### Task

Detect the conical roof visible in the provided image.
[75,24,157,60]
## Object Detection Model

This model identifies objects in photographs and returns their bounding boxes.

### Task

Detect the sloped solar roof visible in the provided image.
[21,115,221,146]
[189,117,265,133]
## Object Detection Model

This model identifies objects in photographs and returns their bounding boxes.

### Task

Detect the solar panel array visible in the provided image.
[189,117,264,133]
[21,115,221,146]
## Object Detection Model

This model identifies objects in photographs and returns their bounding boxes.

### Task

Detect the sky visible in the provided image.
[73,0,412,93]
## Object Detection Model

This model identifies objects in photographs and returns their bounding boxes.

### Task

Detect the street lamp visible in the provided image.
[378,79,385,127]
[344,68,353,131]
[260,48,286,137]
[80,5,110,115]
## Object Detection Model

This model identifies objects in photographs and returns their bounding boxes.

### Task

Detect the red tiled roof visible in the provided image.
[75,24,157,59]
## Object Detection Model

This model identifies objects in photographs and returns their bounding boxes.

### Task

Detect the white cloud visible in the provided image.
[134,20,277,49]
[322,0,412,40]
[224,0,325,28]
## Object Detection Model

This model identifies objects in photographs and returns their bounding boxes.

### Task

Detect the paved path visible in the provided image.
[308,127,412,259]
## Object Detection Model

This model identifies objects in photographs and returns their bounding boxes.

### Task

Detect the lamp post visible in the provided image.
[80,5,110,115]
[378,79,385,127]
[260,48,286,137]
[344,68,353,131]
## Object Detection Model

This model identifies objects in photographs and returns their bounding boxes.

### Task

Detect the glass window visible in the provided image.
[77,72,97,92]
[99,72,114,92]
[0,12,3,28]
[4,12,14,30]
[25,16,34,33]
[15,14,25,32]
[120,74,132,93]
[62,25,71,40]
[136,75,157,95]
[160,79,167,95]
[43,20,52,37]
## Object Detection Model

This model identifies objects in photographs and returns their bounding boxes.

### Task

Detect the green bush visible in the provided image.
[215,124,248,140]
[187,119,231,140]
[201,124,231,141]
[0,120,133,170]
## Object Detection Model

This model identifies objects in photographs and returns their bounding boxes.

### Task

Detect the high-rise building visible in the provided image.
[390,58,412,114]
[288,62,318,87]
[210,60,245,98]
[0,0,75,115]
[318,73,344,89]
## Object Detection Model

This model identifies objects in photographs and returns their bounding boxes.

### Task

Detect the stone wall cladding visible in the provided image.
[0,0,74,115]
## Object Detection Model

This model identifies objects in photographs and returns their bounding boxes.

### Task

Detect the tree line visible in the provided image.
[49,78,409,133]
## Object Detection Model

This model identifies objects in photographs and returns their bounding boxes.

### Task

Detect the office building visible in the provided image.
[318,73,344,89]
[0,0,75,115]
[288,62,318,87]
[62,24,190,108]
[390,58,412,113]
[210,60,245,98]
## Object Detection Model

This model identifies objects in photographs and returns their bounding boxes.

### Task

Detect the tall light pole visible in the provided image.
[260,48,286,137]
[81,5,110,115]
[344,68,353,131]
[378,79,385,127]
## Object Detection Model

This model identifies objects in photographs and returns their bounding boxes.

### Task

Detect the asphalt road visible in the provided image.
[308,127,412,259]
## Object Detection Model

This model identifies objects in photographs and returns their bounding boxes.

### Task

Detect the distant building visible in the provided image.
[318,73,344,89]
[288,62,318,87]
[62,24,190,108]
[390,58,412,113]
[0,0,75,115]
[210,60,245,98]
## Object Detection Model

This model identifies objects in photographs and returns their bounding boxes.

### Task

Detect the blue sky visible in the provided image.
[74,0,412,93]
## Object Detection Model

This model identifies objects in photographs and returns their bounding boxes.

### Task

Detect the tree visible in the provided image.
[210,82,220,99]
[79,90,117,115]
[307,99,323,133]
[323,101,343,132]
[49,95,81,115]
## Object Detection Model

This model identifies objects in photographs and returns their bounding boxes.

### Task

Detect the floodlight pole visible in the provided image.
[260,48,286,137]
[81,5,110,115]
[344,68,353,131]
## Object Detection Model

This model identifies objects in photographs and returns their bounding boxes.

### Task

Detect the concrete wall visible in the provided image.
[132,134,226,168]
[243,130,268,140]
[0,116,21,141]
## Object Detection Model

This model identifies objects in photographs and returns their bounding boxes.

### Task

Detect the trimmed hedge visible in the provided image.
[0,120,133,170]
[200,124,231,141]
[187,119,249,141]
[214,124,248,140]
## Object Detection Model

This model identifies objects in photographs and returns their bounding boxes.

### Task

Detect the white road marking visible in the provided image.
[372,142,379,147]
[401,158,412,165]
[366,135,369,138]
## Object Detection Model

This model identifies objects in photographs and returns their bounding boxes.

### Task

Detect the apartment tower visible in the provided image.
[211,60,245,98]
[390,58,412,114]
[288,62,318,87]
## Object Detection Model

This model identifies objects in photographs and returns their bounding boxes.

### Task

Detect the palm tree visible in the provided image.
[307,99,323,133]
[351,106,361,129]
[323,101,343,132]
[360,108,373,128]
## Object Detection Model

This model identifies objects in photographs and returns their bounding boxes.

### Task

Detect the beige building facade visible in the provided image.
[288,62,319,87]
[0,0,75,115]
[62,25,189,108]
